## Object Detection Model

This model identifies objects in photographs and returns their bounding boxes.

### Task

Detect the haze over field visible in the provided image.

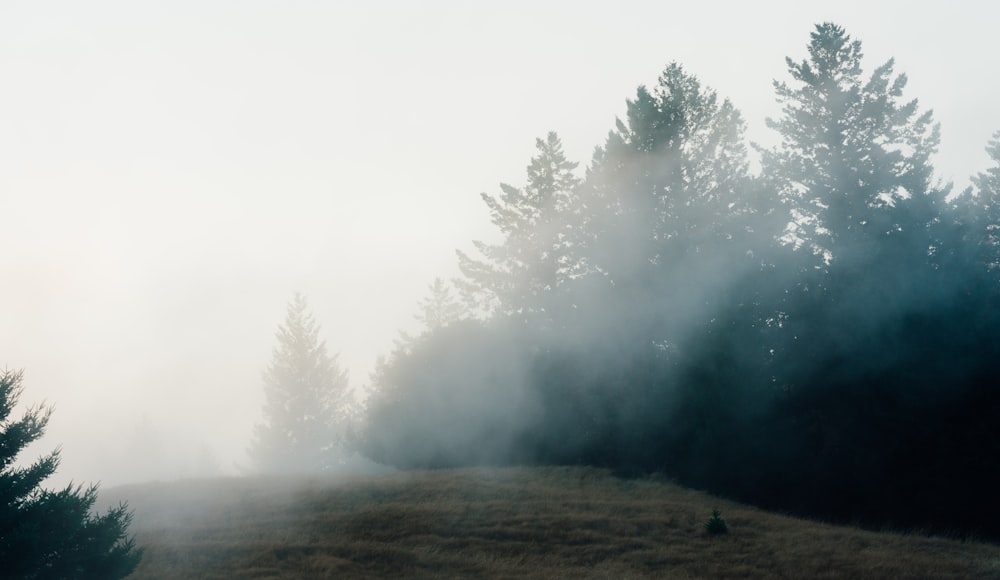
[2,1,999,488]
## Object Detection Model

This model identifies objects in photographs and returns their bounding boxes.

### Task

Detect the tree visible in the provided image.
[735,23,1000,537]
[414,278,465,333]
[761,22,945,268]
[457,132,583,324]
[0,368,141,579]
[248,294,351,474]
[572,61,764,357]
[356,22,1000,539]
[969,131,1000,274]
[756,22,953,394]
[585,63,755,279]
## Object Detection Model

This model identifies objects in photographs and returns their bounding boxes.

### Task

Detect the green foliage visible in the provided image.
[0,368,141,579]
[585,62,756,273]
[705,508,729,535]
[572,61,766,357]
[457,132,583,322]
[968,131,1000,275]
[248,294,352,474]
[762,22,944,264]
[365,21,1000,540]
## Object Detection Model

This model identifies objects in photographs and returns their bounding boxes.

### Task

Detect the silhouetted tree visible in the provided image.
[248,294,351,473]
[539,63,773,472]
[757,23,953,397]
[580,62,761,348]
[969,130,1000,275]
[0,368,141,579]
[762,22,945,266]
[736,22,1000,537]
[588,62,755,262]
[457,132,583,324]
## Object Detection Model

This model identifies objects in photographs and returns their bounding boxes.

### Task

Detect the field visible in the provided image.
[105,466,1000,579]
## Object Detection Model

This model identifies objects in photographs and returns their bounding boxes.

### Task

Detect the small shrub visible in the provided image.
[705,508,728,535]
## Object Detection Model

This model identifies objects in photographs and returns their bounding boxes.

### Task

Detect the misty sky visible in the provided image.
[3,1,999,487]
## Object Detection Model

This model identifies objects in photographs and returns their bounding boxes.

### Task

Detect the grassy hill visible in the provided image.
[105,466,1000,579]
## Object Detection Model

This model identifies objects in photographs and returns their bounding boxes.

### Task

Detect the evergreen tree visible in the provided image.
[415,278,465,333]
[580,62,759,345]
[587,62,753,270]
[758,22,953,392]
[762,22,945,268]
[970,131,1000,274]
[457,132,582,324]
[0,368,141,579]
[735,23,1000,536]
[248,294,351,473]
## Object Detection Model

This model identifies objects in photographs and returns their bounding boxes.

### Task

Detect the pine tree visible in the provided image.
[248,294,351,473]
[970,131,1000,274]
[740,24,1000,532]
[415,278,465,333]
[457,132,582,323]
[586,62,753,278]
[761,22,945,268]
[756,22,950,391]
[0,368,141,579]
[579,62,758,346]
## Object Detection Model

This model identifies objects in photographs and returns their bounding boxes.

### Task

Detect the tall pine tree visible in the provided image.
[737,23,1000,535]
[457,132,582,326]
[580,62,757,347]
[762,22,944,269]
[248,294,351,474]
[969,131,1000,275]
[759,22,952,382]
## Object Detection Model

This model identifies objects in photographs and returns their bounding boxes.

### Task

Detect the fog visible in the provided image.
[3,1,1000,490]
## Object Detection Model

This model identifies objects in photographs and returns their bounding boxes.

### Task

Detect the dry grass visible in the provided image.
[107,466,1000,579]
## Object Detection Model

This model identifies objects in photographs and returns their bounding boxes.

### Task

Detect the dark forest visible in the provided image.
[361,23,1000,539]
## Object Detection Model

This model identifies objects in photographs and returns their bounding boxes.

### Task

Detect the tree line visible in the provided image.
[359,23,1000,538]
[245,22,998,538]
[21,20,1000,578]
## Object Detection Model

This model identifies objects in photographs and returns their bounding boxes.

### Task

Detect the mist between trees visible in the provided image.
[7,22,999,565]
[354,23,1000,539]
[260,22,1000,538]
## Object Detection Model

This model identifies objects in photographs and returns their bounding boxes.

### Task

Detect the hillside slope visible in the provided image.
[105,466,1000,579]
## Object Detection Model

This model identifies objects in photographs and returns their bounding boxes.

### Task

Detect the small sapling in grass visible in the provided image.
[705,508,729,535]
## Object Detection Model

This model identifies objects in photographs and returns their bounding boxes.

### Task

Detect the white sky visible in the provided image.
[2,1,999,486]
